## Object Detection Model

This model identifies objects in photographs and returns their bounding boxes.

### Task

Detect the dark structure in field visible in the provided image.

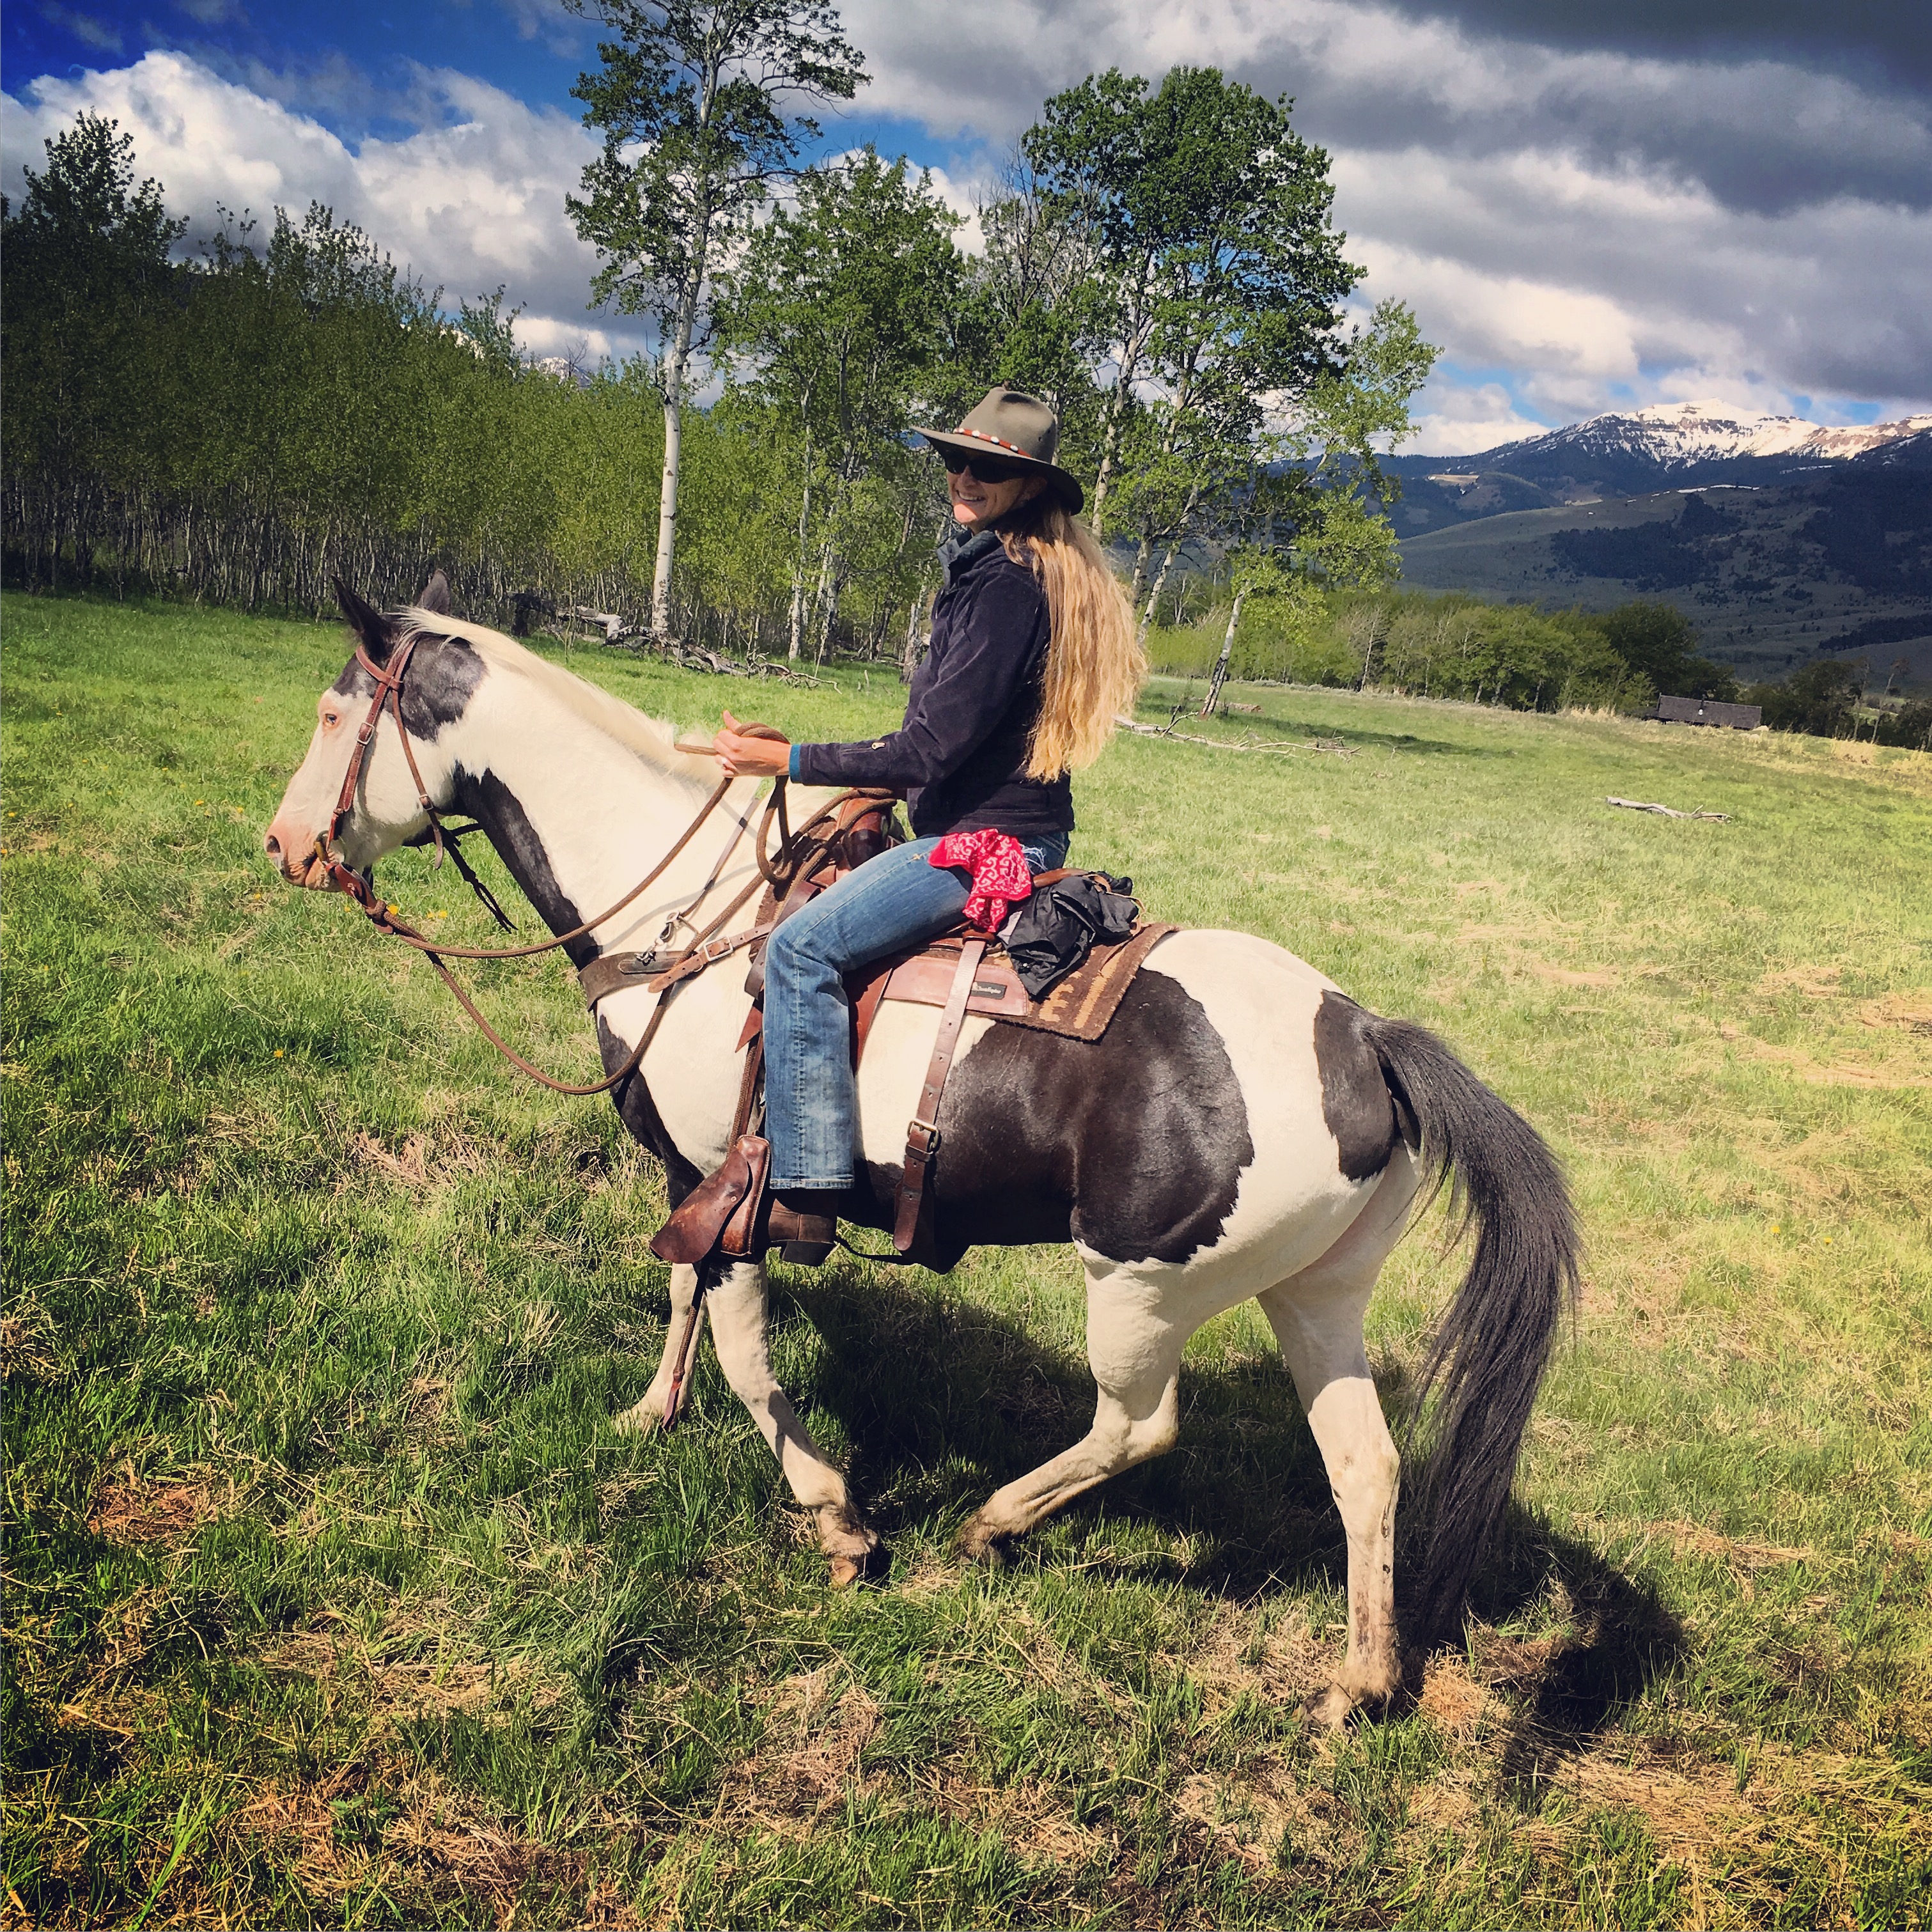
[1655,695,1762,729]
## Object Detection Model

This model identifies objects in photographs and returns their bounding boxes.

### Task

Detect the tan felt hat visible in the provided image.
[915,387,1084,513]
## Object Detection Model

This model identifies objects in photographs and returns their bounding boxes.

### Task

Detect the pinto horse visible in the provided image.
[265,586,1578,1722]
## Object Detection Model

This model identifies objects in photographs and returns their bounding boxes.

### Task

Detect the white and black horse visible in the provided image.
[265,589,1578,1722]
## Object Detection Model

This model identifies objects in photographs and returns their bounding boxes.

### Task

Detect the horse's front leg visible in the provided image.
[702,1259,880,1585]
[617,1261,707,1433]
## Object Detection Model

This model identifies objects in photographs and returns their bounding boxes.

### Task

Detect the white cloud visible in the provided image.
[839,0,1932,420]
[6,8,1928,433]
[1401,379,1549,457]
[1,51,644,366]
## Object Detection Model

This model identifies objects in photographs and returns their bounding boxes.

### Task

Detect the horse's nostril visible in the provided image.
[264,833,282,858]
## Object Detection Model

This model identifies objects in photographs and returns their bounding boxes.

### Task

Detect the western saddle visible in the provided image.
[580,792,1174,1275]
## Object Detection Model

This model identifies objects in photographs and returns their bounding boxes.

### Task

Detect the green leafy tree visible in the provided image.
[565,0,868,643]
[956,152,1106,455]
[1744,659,1862,735]
[712,148,961,658]
[1,113,185,585]
[1596,602,1738,702]
[1023,66,1360,541]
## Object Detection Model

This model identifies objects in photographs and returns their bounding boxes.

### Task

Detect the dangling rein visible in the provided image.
[312,629,863,1094]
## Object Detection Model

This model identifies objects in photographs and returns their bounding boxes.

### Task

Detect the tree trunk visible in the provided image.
[651,249,708,646]
[1128,529,1155,612]
[809,539,837,664]
[901,582,928,683]
[788,429,813,660]
[1202,586,1248,717]
[1087,295,1151,538]
[1141,540,1181,632]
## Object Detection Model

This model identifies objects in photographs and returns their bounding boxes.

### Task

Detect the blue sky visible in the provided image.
[6,0,1928,453]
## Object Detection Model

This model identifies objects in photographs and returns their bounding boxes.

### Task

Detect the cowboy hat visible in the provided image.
[915,387,1084,513]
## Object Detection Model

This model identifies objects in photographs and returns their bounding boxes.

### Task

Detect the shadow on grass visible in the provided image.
[1130,693,1505,758]
[777,1259,1686,1741]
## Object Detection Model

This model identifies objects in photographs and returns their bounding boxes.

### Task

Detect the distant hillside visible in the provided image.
[1395,460,1932,686]
[1385,405,1932,687]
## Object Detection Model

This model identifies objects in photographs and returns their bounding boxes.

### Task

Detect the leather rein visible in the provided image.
[313,627,874,1095]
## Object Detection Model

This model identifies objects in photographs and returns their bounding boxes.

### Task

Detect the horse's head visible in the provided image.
[264,572,479,888]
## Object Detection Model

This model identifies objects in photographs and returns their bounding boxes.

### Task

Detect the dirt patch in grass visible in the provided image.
[236,1766,604,1924]
[1529,963,1620,988]
[1173,1768,1312,1873]
[1185,1604,1332,1717]
[87,1477,226,1545]
[1417,1656,1493,1738]
[1863,988,1932,1034]
[1755,963,1846,999]
[712,1671,885,1835]
[1718,1025,1928,1089]
[261,1610,566,1731]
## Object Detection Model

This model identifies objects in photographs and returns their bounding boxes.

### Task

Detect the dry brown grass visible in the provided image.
[86,1476,228,1546]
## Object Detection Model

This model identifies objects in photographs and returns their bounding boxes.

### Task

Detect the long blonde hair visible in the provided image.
[1001,497,1145,780]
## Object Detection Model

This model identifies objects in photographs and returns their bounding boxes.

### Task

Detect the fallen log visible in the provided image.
[1606,796,1731,821]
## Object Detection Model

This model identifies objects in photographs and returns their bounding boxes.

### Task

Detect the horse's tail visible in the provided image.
[1361,1014,1580,1645]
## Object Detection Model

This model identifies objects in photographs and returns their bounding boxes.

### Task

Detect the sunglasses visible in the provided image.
[939,447,1031,485]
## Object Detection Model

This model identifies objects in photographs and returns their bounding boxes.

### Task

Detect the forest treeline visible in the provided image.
[3,63,1915,746]
[1144,582,1932,745]
[1,63,1431,667]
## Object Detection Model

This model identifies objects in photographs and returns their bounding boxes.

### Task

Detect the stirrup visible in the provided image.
[650,1137,838,1266]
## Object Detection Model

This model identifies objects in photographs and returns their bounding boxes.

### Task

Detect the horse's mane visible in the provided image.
[394,607,717,793]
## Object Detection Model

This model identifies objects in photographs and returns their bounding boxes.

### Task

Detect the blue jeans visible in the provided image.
[763,830,1070,1189]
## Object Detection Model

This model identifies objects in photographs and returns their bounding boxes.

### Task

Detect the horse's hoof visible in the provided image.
[1303,1685,1357,1732]
[826,1543,889,1588]
[958,1520,1008,1566]
[612,1398,661,1437]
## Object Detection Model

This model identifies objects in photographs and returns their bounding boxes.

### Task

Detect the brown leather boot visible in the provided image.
[764,1189,841,1266]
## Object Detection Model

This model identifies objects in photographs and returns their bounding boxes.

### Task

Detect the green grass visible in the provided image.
[4,591,1930,1929]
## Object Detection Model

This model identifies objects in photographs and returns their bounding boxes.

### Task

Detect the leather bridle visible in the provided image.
[312,625,884,1094]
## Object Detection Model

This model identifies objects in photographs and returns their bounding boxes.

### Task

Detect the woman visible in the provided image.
[678,387,1142,1264]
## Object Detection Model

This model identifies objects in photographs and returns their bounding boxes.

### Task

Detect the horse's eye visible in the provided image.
[323,711,341,729]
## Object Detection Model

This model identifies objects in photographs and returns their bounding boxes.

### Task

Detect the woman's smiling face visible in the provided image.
[948,463,1047,527]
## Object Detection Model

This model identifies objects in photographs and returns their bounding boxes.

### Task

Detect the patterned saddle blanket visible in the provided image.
[850,915,1179,1052]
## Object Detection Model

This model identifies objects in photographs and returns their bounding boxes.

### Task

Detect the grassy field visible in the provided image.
[4,591,1929,1929]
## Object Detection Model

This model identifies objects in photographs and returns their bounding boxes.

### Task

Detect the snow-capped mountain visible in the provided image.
[1383,401,1932,522]
[1477,400,1932,472]
[1507,401,1932,469]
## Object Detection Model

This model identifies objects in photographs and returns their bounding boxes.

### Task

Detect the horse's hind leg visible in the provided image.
[960,1273,1188,1558]
[1257,1153,1419,1726]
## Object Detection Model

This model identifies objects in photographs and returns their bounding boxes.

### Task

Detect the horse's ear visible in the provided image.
[418,568,452,615]
[334,577,395,664]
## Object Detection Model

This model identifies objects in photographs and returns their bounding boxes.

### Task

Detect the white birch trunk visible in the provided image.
[1141,540,1181,633]
[1201,585,1248,717]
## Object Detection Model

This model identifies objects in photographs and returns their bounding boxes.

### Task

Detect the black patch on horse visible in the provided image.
[1313,990,1400,1181]
[330,631,485,741]
[449,770,605,971]
[892,967,1255,1272]
[596,1013,706,1206]
[441,763,702,1201]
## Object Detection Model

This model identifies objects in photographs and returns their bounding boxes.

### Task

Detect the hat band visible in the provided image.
[957,426,1031,456]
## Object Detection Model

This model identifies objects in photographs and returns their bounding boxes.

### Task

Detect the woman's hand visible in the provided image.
[712,710,793,779]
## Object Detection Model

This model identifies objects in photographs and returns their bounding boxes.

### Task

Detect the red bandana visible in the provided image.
[929,829,1036,932]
